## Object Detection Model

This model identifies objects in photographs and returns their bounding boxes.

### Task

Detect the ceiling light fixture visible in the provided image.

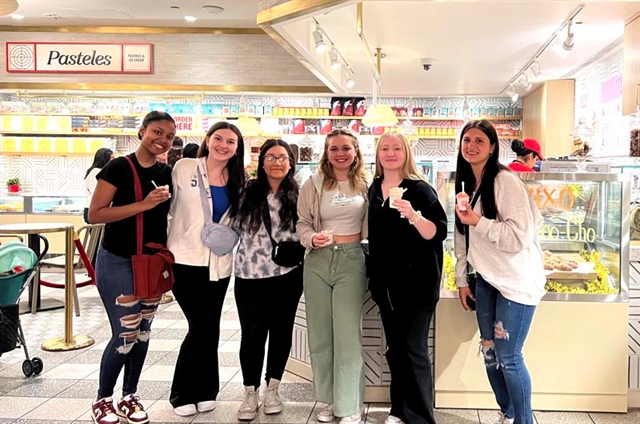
[345,70,355,88]
[184,15,197,22]
[530,60,543,81]
[329,47,341,70]
[362,48,398,127]
[0,0,19,16]
[501,5,583,99]
[563,20,575,51]
[507,84,519,103]
[235,116,263,136]
[518,74,533,92]
[312,25,327,53]
[10,13,24,20]
[202,5,224,14]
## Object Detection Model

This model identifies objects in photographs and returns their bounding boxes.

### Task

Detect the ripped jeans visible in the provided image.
[95,247,160,399]
[475,274,536,424]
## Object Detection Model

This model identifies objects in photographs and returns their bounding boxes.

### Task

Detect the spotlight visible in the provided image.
[329,47,340,70]
[184,15,197,22]
[518,74,532,92]
[345,72,355,88]
[313,25,327,53]
[563,21,575,51]
[506,84,519,103]
[531,60,543,80]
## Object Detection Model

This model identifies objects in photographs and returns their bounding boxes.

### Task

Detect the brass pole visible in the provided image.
[64,226,74,344]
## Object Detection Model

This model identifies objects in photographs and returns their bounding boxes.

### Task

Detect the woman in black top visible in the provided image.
[368,132,448,424]
[88,111,176,424]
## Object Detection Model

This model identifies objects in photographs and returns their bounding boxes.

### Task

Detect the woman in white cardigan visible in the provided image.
[167,122,246,417]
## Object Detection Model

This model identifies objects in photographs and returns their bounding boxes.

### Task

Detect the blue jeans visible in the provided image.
[95,247,161,399]
[475,274,536,424]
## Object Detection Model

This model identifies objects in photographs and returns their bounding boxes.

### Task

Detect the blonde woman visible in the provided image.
[368,132,447,424]
[297,129,369,424]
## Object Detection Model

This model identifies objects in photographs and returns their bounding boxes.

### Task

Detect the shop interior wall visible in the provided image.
[0,31,324,87]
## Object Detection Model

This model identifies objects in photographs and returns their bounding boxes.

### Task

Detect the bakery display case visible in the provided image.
[437,171,630,302]
[434,172,629,412]
[0,194,25,213]
[0,194,84,214]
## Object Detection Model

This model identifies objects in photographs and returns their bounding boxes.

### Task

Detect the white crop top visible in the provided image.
[320,180,366,235]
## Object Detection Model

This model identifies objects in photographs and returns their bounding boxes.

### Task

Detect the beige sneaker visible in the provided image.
[317,404,335,423]
[339,410,363,424]
[263,378,282,415]
[238,386,258,421]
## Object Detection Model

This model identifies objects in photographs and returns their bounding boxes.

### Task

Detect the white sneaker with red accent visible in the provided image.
[117,394,149,424]
[91,398,119,424]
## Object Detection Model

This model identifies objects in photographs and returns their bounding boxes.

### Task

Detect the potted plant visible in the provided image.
[6,178,20,193]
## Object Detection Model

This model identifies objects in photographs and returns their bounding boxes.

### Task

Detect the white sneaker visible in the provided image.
[196,400,216,413]
[494,412,514,424]
[317,404,335,423]
[263,379,282,415]
[238,386,258,421]
[385,415,405,424]
[339,410,363,424]
[173,404,197,417]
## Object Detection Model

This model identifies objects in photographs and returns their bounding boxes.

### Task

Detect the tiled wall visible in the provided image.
[0,31,324,87]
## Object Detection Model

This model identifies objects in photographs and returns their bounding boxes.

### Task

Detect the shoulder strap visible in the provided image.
[261,199,277,248]
[196,168,213,224]
[464,190,482,273]
[124,156,143,255]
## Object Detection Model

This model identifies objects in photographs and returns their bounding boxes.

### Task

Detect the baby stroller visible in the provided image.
[0,235,48,376]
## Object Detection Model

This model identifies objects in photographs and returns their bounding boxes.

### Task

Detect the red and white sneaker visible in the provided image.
[91,398,120,424]
[117,394,149,424]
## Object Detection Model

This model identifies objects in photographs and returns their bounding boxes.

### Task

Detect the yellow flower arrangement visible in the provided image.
[443,251,457,291]
[544,250,616,294]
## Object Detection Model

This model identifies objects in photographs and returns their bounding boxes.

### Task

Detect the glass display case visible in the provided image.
[437,172,630,302]
[0,194,84,214]
[0,194,25,212]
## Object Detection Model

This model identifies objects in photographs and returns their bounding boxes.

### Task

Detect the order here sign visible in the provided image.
[6,42,153,74]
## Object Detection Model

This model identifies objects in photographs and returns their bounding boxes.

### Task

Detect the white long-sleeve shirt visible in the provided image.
[454,170,546,306]
[84,168,101,208]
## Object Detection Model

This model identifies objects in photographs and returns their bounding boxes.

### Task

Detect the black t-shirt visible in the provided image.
[97,153,173,257]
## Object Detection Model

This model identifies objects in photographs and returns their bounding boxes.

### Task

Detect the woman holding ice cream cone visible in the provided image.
[367,132,448,424]
[297,129,369,424]
[454,120,545,424]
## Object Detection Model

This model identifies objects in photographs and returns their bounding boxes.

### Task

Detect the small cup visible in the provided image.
[321,229,334,245]
[388,187,405,209]
[456,192,470,211]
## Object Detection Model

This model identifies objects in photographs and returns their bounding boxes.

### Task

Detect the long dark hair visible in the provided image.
[85,148,113,178]
[236,139,298,235]
[454,120,508,234]
[197,122,246,218]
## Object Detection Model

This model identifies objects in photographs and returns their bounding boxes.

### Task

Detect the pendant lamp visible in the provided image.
[235,116,263,136]
[0,0,19,16]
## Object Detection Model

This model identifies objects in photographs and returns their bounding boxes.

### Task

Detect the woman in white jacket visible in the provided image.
[454,120,545,424]
[167,122,245,417]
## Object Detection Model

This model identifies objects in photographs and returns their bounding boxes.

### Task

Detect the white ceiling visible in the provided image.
[273,0,640,96]
[0,0,259,27]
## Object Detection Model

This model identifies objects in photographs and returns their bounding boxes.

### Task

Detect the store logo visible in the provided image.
[6,42,153,74]
[8,43,35,71]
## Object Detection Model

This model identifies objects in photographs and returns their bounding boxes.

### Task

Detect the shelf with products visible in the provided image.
[437,171,630,301]
[0,136,114,155]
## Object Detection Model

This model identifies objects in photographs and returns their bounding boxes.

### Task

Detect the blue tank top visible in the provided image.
[210,185,229,223]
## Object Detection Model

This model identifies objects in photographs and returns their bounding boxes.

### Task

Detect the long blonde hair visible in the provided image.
[374,132,426,182]
[319,129,368,195]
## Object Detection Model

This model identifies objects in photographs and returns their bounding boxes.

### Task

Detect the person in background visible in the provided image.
[84,148,114,224]
[233,139,303,421]
[368,132,448,424]
[157,150,168,164]
[88,111,175,424]
[454,120,545,424]
[167,122,245,417]
[289,143,313,187]
[168,136,184,168]
[297,129,369,424]
[182,143,199,159]
[507,139,544,173]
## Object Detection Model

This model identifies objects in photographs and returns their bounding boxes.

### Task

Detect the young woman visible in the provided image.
[368,132,448,424]
[454,120,545,424]
[167,122,245,417]
[233,139,303,421]
[297,129,369,424]
[84,147,113,224]
[507,138,544,173]
[88,111,175,424]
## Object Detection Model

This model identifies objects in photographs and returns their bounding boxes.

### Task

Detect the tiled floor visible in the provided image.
[0,272,638,424]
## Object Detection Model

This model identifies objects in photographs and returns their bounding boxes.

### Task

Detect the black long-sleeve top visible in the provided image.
[367,177,448,310]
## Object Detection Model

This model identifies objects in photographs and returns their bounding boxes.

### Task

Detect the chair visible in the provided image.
[38,224,104,316]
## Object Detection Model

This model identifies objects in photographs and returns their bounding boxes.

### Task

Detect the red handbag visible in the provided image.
[125,156,175,299]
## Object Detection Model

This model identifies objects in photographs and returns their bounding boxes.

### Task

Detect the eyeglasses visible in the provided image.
[264,155,290,163]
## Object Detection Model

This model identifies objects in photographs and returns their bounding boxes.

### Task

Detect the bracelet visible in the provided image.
[409,210,422,225]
